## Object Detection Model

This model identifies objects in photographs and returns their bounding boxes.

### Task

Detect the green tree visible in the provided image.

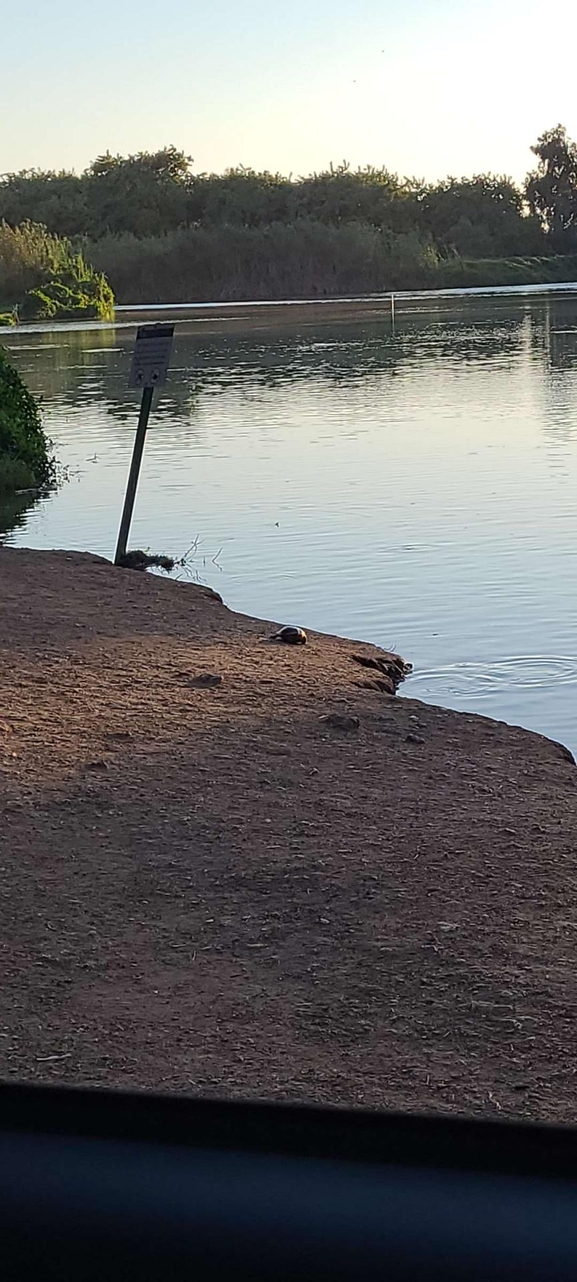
[0,170,87,237]
[421,175,544,257]
[85,147,192,236]
[189,167,293,227]
[526,125,577,250]
[295,163,417,231]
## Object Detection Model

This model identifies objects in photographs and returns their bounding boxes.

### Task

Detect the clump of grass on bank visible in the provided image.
[117,550,176,572]
[0,220,114,322]
[0,346,54,493]
[117,539,223,584]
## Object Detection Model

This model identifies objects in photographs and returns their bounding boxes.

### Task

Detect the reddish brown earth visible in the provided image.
[1,547,577,1123]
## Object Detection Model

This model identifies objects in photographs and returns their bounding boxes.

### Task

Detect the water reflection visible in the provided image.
[7,292,559,421]
[0,490,41,544]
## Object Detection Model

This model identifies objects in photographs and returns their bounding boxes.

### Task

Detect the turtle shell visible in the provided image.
[271,626,307,645]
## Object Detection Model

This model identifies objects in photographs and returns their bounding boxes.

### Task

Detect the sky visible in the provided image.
[2,0,577,182]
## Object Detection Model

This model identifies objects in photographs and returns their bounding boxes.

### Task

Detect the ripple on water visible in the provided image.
[407,656,577,700]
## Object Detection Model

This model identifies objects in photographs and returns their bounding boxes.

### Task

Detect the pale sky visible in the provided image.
[3,0,576,181]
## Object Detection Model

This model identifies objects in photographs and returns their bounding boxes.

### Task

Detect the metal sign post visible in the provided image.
[114,323,175,565]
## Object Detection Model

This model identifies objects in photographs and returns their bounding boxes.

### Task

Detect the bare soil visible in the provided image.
[1,547,577,1124]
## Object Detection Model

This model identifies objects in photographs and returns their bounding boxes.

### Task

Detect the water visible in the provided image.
[3,289,577,751]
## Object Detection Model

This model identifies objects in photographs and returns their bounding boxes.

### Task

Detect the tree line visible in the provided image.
[2,126,577,304]
[1,126,576,256]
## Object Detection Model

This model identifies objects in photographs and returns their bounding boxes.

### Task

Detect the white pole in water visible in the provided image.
[391,292,395,326]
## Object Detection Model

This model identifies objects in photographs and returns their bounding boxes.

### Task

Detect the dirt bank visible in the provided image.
[1,547,576,1123]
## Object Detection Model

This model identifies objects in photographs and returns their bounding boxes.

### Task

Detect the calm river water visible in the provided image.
[3,289,577,750]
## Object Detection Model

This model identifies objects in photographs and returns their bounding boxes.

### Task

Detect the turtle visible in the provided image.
[269,626,307,645]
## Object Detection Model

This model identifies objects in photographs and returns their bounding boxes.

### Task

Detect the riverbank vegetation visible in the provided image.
[1,126,576,302]
[89,223,440,302]
[0,222,114,322]
[0,346,54,492]
[435,253,577,290]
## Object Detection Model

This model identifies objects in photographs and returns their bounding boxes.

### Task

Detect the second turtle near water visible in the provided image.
[269,626,307,645]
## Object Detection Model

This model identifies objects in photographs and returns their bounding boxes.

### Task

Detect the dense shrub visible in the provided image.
[0,221,66,303]
[0,220,114,321]
[90,220,440,303]
[20,258,114,321]
[0,346,53,492]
